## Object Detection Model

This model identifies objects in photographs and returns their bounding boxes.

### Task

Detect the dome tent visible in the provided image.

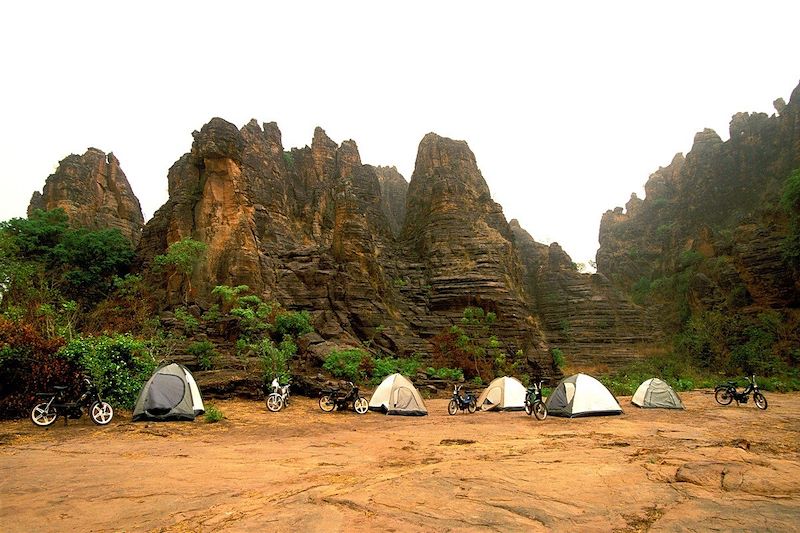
[545,373,622,418]
[368,373,428,416]
[133,363,205,421]
[476,376,527,411]
[631,378,684,409]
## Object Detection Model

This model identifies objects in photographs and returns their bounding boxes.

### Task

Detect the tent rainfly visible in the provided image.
[132,363,205,421]
[368,373,428,416]
[476,376,527,411]
[631,378,685,409]
[545,373,623,418]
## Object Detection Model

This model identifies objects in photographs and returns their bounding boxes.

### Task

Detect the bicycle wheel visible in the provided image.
[533,401,548,421]
[90,401,114,425]
[467,400,477,414]
[31,403,58,427]
[354,397,369,414]
[319,395,335,412]
[715,388,733,405]
[266,393,284,412]
[447,400,458,415]
[754,392,768,410]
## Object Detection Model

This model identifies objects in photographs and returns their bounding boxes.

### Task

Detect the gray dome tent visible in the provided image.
[133,363,205,421]
[545,373,623,418]
[631,378,685,409]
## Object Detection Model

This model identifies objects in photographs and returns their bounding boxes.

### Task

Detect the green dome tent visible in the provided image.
[631,378,684,409]
[132,363,205,421]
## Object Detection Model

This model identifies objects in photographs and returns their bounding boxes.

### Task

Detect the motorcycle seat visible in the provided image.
[53,385,69,391]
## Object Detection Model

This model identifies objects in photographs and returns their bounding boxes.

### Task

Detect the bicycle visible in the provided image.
[714,375,768,410]
[319,381,369,414]
[266,378,290,412]
[447,384,477,415]
[524,380,548,420]
[30,377,114,427]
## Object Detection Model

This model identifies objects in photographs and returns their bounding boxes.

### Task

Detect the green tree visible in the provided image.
[153,238,207,302]
[781,168,800,267]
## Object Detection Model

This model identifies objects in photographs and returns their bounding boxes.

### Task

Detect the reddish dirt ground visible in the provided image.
[1,390,799,532]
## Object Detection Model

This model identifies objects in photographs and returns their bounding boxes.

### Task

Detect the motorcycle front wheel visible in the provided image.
[715,389,733,405]
[754,392,768,410]
[31,403,58,427]
[90,401,114,425]
[354,397,369,414]
[524,402,532,416]
[447,400,458,415]
[319,395,335,412]
[266,393,284,412]
[467,400,477,414]
[533,401,548,421]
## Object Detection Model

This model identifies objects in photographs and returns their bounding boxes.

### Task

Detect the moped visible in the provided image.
[447,384,477,415]
[524,380,548,420]
[715,375,767,410]
[266,378,290,412]
[30,377,114,427]
[319,381,369,414]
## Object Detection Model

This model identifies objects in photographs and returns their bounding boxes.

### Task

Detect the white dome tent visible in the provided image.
[368,373,428,416]
[132,363,205,421]
[545,373,622,418]
[476,376,527,411]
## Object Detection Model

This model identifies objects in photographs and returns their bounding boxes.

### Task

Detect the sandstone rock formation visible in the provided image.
[137,120,553,373]
[511,220,663,368]
[598,81,800,327]
[28,148,144,244]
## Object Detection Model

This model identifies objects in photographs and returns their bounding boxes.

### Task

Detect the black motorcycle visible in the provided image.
[714,375,768,410]
[524,380,548,420]
[30,377,114,427]
[447,384,477,415]
[319,381,369,414]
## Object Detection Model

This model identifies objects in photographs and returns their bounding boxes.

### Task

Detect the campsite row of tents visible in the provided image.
[131,363,684,421]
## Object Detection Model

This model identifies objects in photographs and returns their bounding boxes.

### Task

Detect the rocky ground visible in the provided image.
[1,391,799,532]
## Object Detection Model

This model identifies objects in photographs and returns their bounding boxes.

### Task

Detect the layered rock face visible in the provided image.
[28,148,144,244]
[138,121,552,371]
[598,81,800,323]
[511,220,663,368]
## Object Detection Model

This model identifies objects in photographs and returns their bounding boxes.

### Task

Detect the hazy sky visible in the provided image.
[1,1,798,265]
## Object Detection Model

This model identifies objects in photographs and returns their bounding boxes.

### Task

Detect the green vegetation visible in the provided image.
[323,348,368,382]
[153,238,207,302]
[204,404,224,423]
[258,336,296,384]
[60,334,157,409]
[781,168,800,267]
[187,340,217,370]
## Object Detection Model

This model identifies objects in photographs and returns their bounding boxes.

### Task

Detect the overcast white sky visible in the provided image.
[1,1,798,266]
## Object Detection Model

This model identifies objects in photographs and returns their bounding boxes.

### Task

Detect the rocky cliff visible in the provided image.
[137,120,554,373]
[510,220,663,368]
[598,81,800,335]
[28,148,144,245]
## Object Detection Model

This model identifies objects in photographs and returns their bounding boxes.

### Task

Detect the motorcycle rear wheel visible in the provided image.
[31,403,58,427]
[467,400,477,414]
[533,401,548,421]
[90,401,114,425]
[447,400,458,415]
[715,389,733,405]
[754,392,768,410]
[354,397,369,414]
[319,395,335,412]
[266,393,284,412]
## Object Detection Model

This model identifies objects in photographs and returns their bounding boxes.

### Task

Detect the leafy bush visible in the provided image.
[257,336,296,384]
[426,366,464,381]
[187,340,217,370]
[781,168,800,267]
[273,310,314,339]
[174,307,199,334]
[60,334,156,409]
[0,317,72,418]
[323,348,368,382]
[551,348,566,372]
[204,404,224,423]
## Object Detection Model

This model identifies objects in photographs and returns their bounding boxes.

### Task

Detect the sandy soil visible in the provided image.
[1,390,799,532]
